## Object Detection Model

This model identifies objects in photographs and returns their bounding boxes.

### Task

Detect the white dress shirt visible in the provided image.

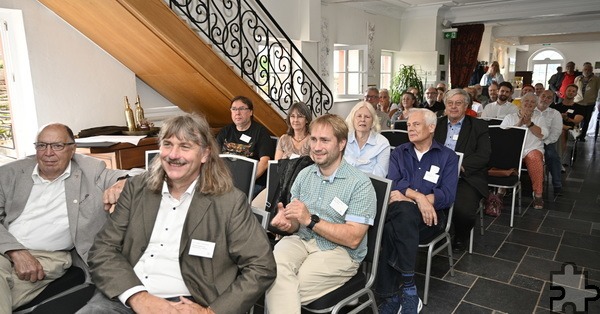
[535,107,563,145]
[482,101,519,119]
[9,163,73,251]
[119,178,198,305]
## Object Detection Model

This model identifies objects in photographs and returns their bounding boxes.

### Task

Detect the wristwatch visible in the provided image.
[528,122,534,128]
[307,214,320,230]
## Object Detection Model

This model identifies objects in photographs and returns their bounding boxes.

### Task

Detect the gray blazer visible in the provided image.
[0,154,127,263]
[88,174,276,314]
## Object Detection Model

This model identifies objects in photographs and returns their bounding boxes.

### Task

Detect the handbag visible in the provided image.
[484,193,503,217]
[488,167,518,177]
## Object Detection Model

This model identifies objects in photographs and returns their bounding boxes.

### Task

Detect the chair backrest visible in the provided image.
[219,154,258,204]
[270,136,279,159]
[481,118,503,126]
[393,120,407,130]
[364,174,392,288]
[380,130,409,148]
[487,126,527,174]
[145,149,160,170]
[265,160,279,209]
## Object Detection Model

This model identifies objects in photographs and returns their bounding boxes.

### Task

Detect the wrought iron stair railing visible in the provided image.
[168,0,332,116]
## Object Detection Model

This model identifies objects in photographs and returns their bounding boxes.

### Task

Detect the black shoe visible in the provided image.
[453,238,467,252]
[554,187,563,196]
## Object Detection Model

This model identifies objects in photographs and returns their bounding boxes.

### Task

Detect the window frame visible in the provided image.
[333,44,367,99]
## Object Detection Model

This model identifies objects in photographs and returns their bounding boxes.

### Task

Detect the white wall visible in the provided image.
[0,0,175,157]
[516,42,600,72]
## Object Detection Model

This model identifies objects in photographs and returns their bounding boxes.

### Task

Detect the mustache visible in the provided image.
[164,157,187,165]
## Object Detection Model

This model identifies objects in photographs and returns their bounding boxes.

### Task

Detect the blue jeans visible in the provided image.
[373,201,446,298]
[544,142,562,189]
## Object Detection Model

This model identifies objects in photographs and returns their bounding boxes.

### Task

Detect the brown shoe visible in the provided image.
[533,196,544,209]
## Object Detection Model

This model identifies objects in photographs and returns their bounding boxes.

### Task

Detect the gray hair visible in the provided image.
[407,108,438,126]
[345,101,381,133]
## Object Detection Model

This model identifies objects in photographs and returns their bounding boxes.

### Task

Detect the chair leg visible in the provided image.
[469,227,474,254]
[571,138,578,166]
[479,206,485,236]
[510,189,517,227]
[423,245,434,305]
[446,234,455,276]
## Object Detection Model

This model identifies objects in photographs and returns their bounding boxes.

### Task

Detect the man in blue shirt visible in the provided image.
[266,114,377,313]
[375,108,458,314]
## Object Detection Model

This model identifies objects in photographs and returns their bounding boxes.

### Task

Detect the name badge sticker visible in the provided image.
[423,165,440,184]
[330,197,348,216]
[452,134,459,141]
[567,109,574,114]
[189,239,215,258]
[240,134,251,143]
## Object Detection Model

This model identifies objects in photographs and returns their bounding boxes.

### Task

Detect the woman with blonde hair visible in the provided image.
[344,101,391,177]
[480,61,504,87]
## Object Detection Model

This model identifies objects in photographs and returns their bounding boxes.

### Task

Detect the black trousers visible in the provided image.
[453,179,484,240]
[579,104,595,139]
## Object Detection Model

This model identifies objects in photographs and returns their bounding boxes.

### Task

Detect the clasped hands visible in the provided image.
[270,198,310,232]
[128,292,214,314]
[389,190,437,227]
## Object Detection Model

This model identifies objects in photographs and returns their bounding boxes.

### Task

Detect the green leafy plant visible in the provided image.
[390,64,424,104]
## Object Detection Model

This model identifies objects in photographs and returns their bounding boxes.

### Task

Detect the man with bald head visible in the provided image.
[0,123,128,312]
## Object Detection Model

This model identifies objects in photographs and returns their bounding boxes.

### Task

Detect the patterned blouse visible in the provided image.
[276,134,310,159]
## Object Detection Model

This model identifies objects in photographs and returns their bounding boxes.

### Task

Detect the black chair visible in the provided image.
[145,149,159,170]
[393,120,407,130]
[487,126,527,227]
[418,152,462,305]
[13,266,95,314]
[480,118,503,126]
[302,174,391,314]
[380,130,409,149]
[468,199,485,254]
[219,154,258,204]
[265,160,280,211]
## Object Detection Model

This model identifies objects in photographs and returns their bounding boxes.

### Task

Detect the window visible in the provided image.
[528,49,563,86]
[333,45,366,97]
[380,52,393,90]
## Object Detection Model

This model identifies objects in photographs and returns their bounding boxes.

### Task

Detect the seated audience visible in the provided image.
[551,84,585,159]
[78,113,276,314]
[375,108,458,314]
[344,101,391,177]
[472,84,489,106]
[394,91,418,121]
[512,84,535,107]
[216,96,275,196]
[364,87,391,130]
[0,123,128,313]
[534,83,545,97]
[487,81,500,103]
[463,86,483,117]
[436,86,446,104]
[501,93,548,209]
[482,81,519,119]
[434,89,490,252]
[420,87,445,116]
[536,90,564,196]
[380,88,399,120]
[275,102,312,160]
[266,114,376,313]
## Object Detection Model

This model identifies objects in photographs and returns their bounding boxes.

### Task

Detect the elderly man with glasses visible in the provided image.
[0,123,129,312]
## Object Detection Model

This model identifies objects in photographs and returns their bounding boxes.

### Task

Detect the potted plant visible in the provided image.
[390,64,425,104]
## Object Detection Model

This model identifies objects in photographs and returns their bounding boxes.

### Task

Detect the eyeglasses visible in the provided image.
[230,107,251,112]
[364,95,379,100]
[34,142,75,151]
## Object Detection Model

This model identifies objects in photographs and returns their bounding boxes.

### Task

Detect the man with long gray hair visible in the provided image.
[79,113,276,314]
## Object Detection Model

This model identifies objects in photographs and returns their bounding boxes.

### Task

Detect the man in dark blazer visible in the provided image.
[79,114,276,314]
[434,89,491,252]
[0,123,128,312]
[421,87,445,116]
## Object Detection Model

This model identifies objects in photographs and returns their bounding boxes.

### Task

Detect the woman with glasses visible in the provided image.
[344,101,390,177]
[274,102,312,160]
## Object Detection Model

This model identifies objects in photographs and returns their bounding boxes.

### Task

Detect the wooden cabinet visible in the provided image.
[76,137,159,170]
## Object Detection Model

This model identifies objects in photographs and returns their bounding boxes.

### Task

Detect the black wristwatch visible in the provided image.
[528,122,534,128]
[307,214,320,230]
